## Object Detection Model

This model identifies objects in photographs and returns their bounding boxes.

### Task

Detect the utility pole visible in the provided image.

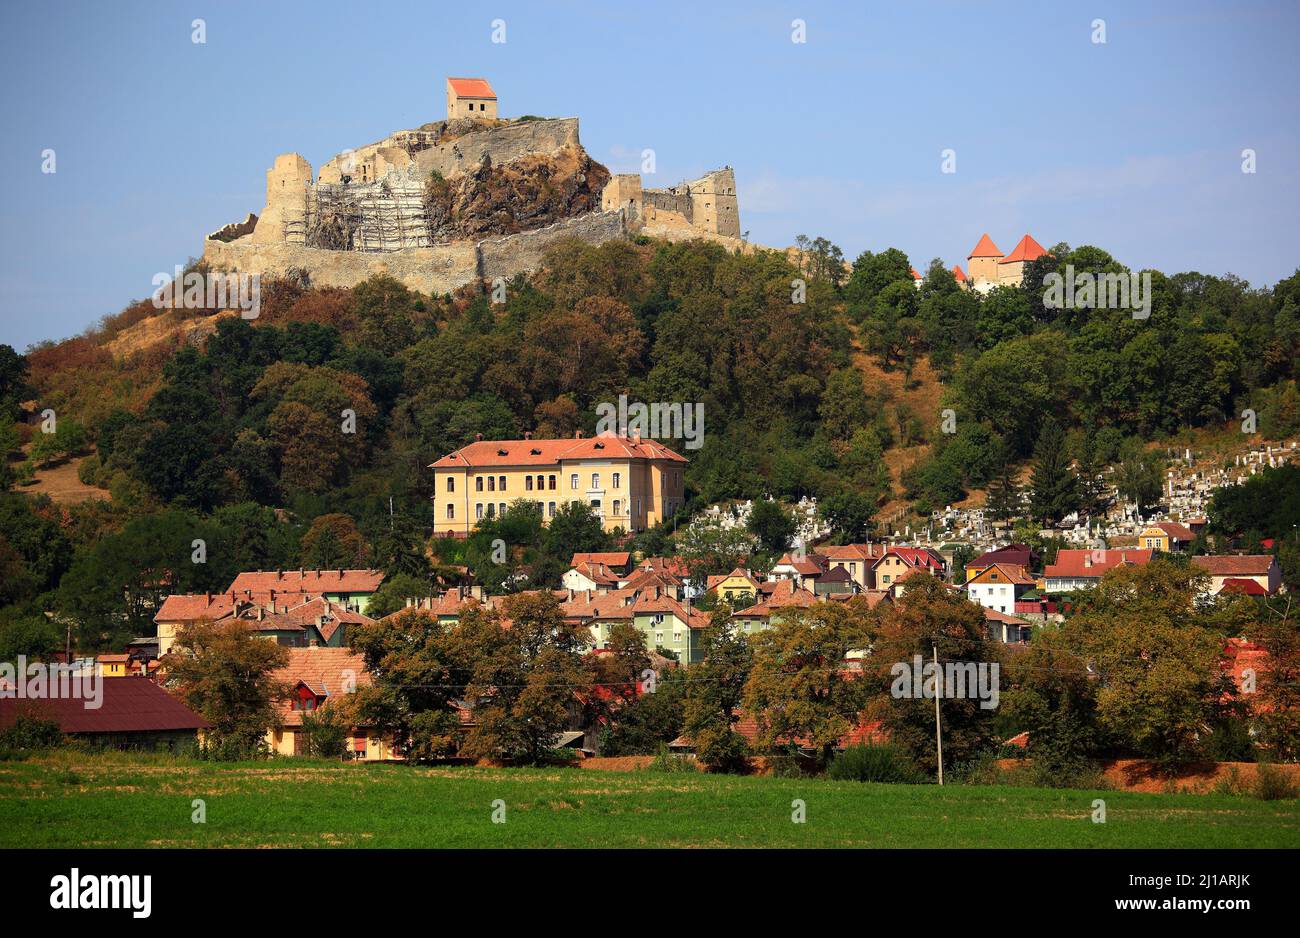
[933,643,944,786]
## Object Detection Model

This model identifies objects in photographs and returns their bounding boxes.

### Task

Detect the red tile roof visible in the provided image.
[430,433,686,469]
[1219,577,1268,596]
[1192,555,1276,578]
[447,77,496,99]
[910,267,923,280]
[1153,522,1195,541]
[952,264,967,282]
[998,233,1049,265]
[968,233,1002,258]
[970,544,1036,570]
[874,547,945,571]
[1045,549,1153,579]
[0,678,210,734]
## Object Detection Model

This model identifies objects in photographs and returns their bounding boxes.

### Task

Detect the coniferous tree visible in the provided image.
[1028,418,1080,525]
[985,469,1022,522]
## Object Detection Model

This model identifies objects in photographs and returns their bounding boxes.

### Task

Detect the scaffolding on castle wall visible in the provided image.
[286,167,434,253]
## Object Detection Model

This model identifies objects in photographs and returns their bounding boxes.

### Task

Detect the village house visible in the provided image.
[872,547,947,597]
[965,543,1039,582]
[1191,555,1282,597]
[1138,521,1195,552]
[821,543,888,590]
[706,567,764,605]
[430,431,688,536]
[266,646,400,760]
[965,563,1037,615]
[1043,549,1154,592]
[768,552,827,590]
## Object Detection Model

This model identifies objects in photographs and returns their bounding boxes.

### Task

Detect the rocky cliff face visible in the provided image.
[424,147,610,241]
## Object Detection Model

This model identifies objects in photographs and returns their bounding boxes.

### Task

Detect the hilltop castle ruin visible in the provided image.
[203,78,744,295]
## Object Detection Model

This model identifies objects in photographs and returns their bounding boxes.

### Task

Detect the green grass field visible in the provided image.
[2,752,1296,848]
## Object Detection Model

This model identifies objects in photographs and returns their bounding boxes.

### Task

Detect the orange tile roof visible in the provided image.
[968,233,1002,258]
[270,647,372,727]
[820,543,885,562]
[447,77,496,99]
[227,569,385,594]
[966,563,1037,586]
[910,267,923,280]
[572,552,631,568]
[998,233,1049,264]
[154,593,237,623]
[952,264,967,282]
[430,432,687,469]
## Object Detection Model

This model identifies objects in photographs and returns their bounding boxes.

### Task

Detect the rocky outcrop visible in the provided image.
[424,147,609,241]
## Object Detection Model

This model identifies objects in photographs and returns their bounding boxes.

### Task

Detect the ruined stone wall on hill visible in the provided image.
[478,210,627,282]
[204,209,628,296]
[203,237,480,296]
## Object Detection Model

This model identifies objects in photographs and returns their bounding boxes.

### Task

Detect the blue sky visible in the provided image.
[1,0,1297,351]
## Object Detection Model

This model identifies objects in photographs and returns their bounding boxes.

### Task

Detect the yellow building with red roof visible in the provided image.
[430,431,688,536]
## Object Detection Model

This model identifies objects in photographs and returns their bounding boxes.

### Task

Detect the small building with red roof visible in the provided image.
[446,77,497,121]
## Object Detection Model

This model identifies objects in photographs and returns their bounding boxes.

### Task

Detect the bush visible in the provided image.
[300,705,350,759]
[195,735,267,761]
[1253,763,1299,801]
[0,711,63,752]
[827,744,925,784]
[646,745,696,773]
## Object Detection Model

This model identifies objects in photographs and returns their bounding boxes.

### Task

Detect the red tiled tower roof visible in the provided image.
[968,233,1002,258]
[999,233,1049,264]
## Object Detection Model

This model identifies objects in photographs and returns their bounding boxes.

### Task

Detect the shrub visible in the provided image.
[1253,763,1299,801]
[0,711,63,751]
[827,744,925,784]
[646,745,696,774]
[300,705,350,759]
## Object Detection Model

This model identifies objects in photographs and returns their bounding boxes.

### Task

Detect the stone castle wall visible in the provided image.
[479,210,627,282]
[205,210,627,297]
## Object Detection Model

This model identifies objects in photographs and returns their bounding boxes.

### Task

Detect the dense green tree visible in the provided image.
[1028,418,1080,524]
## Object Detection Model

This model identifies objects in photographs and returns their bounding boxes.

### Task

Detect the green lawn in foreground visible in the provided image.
[1,752,1296,848]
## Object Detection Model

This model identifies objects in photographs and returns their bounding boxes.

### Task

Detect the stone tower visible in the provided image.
[252,153,312,244]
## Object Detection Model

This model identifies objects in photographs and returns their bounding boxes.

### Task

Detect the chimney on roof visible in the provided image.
[475,432,483,441]
[524,431,531,440]
[1084,554,1093,569]
[309,639,318,649]
[470,585,483,601]
[204,593,210,604]
[575,429,584,438]
[257,607,264,621]
[568,588,575,600]
[631,428,640,443]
